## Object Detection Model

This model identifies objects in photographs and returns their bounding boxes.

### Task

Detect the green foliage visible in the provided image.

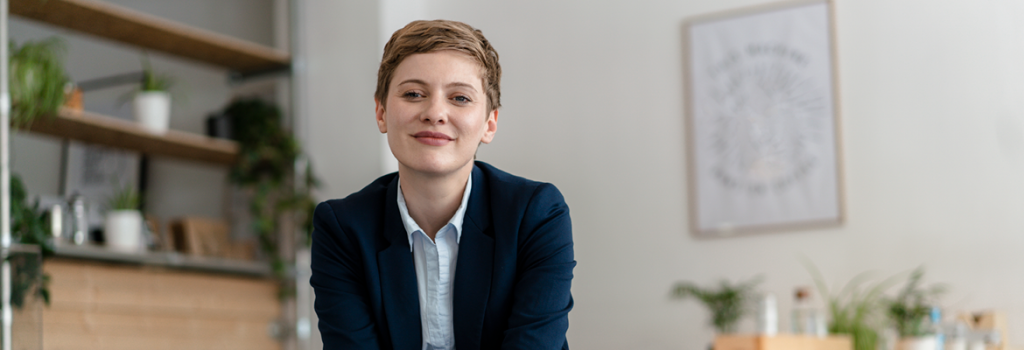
[804,261,904,350]
[885,267,946,338]
[222,98,319,287]
[107,182,140,211]
[9,37,69,129]
[140,54,172,92]
[671,276,762,333]
[9,174,53,308]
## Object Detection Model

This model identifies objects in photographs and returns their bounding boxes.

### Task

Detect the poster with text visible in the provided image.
[686,0,843,235]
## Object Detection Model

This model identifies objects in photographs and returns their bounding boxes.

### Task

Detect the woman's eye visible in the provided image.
[453,96,471,103]
[403,91,423,98]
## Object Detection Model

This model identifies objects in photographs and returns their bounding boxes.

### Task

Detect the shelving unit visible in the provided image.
[26,107,238,165]
[10,0,290,74]
[0,0,296,349]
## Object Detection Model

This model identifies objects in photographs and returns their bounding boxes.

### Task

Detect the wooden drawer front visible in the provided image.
[43,259,280,350]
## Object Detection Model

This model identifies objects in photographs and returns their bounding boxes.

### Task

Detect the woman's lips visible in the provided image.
[413,131,452,146]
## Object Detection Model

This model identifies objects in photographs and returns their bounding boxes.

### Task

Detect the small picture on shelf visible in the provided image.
[61,140,140,232]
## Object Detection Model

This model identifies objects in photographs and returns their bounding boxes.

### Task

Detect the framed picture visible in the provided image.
[61,140,141,230]
[684,0,844,236]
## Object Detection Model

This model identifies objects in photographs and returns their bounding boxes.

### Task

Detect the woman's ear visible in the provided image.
[480,109,498,144]
[375,98,387,133]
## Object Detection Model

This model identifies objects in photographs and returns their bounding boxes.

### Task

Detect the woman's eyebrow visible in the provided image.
[397,79,428,87]
[446,82,478,92]
[397,79,478,92]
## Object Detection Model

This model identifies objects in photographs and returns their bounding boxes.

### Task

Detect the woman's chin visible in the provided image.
[398,157,473,178]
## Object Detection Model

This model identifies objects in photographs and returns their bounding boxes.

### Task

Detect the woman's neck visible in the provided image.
[398,162,472,240]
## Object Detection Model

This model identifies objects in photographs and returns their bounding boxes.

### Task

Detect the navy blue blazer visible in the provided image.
[310,161,574,349]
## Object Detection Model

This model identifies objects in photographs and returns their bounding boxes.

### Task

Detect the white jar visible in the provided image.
[897,337,938,350]
[133,91,171,133]
[105,210,143,253]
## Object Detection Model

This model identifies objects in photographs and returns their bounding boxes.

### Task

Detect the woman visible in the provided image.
[310,20,575,350]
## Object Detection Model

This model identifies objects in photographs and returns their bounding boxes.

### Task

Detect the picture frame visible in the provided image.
[684,0,845,236]
[60,140,141,230]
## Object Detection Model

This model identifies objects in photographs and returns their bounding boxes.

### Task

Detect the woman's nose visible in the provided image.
[420,97,448,124]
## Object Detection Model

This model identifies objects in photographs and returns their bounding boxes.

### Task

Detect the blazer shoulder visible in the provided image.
[317,172,397,227]
[476,161,564,204]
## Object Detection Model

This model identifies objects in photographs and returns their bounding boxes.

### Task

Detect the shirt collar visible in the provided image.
[396,174,472,251]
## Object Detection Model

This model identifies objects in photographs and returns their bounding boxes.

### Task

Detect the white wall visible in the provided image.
[10,0,275,226]
[301,0,1024,349]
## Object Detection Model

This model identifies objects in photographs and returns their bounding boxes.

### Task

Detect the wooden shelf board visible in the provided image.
[24,107,238,165]
[10,0,289,74]
[52,243,270,277]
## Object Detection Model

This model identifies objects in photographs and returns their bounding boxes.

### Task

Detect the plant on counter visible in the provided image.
[222,98,320,287]
[804,261,903,350]
[9,37,69,129]
[671,276,762,333]
[104,182,145,253]
[885,267,946,347]
[10,173,54,308]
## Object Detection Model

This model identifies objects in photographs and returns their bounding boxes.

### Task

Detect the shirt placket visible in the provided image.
[436,226,452,348]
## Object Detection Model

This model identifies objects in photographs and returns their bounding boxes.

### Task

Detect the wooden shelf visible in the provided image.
[53,243,271,277]
[10,0,289,74]
[25,107,238,165]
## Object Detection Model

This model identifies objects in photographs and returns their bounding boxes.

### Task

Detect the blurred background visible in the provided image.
[7,0,1024,349]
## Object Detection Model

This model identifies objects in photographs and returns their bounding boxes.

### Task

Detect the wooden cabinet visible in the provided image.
[714,334,852,350]
[44,258,279,350]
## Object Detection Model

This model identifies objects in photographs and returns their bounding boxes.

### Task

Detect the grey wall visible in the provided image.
[11,0,275,224]
[301,0,1024,349]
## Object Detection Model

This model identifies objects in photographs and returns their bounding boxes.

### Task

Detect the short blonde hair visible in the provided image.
[375,20,501,111]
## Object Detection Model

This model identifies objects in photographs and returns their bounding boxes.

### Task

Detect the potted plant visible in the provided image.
[885,268,946,350]
[132,55,173,133]
[104,182,143,253]
[10,173,53,308]
[9,37,69,129]
[671,276,762,334]
[805,261,904,350]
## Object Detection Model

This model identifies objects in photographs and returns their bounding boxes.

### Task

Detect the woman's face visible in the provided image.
[376,51,498,177]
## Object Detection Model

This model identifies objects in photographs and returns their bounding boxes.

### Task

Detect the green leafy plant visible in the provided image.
[9,37,69,129]
[107,182,141,211]
[804,261,904,350]
[139,54,172,92]
[885,267,946,338]
[9,174,53,308]
[671,276,762,333]
[222,98,319,292]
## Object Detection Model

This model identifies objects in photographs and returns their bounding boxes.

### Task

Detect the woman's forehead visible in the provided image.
[392,51,485,90]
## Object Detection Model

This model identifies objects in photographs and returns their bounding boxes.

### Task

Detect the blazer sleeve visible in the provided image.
[503,183,575,350]
[309,201,382,349]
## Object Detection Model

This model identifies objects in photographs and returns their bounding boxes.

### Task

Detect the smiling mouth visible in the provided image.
[413,131,453,145]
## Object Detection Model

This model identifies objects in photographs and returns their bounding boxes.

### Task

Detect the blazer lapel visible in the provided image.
[453,165,494,350]
[377,176,422,350]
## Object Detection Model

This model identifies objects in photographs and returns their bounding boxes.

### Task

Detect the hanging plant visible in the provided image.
[222,98,319,286]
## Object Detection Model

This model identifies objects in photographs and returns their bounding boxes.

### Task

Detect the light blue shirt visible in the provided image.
[396,176,472,350]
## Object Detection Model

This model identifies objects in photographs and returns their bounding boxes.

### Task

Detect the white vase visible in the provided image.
[896,336,938,350]
[105,210,143,253]
[133,91,171,133]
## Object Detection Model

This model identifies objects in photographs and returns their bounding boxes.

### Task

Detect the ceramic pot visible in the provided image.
[896,336,938,350]
[105,210,143,253]
[133,91,171,133]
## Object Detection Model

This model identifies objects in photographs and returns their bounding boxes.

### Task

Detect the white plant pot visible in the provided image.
[105,210,143,253]
[896,336,938,350]
[133,91,171,133]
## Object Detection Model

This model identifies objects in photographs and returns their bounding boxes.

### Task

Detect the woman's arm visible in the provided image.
[310,201,383,349]
[503,183,575,350]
